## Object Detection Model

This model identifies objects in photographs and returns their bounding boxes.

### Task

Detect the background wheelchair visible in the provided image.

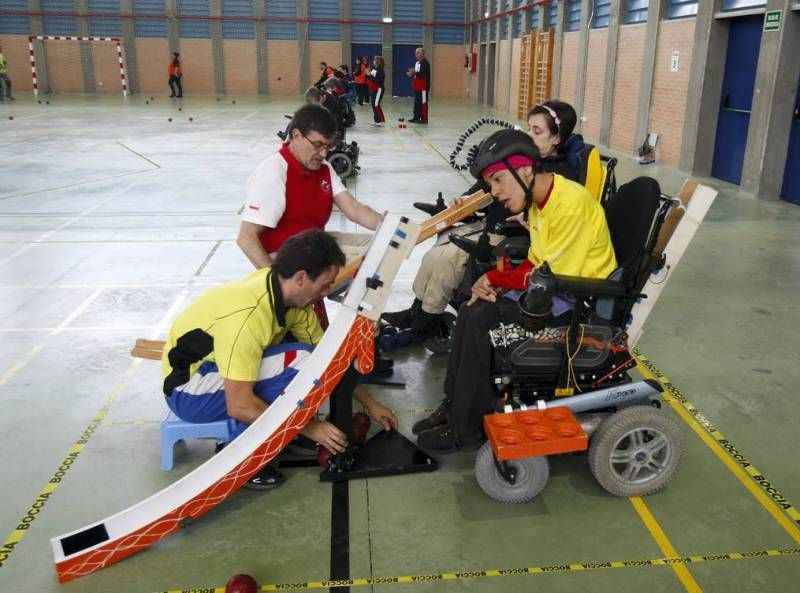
[472,176,686,503]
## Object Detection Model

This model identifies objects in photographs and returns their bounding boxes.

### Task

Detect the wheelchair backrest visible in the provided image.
[601,176,668,325]
[583,145,605,202]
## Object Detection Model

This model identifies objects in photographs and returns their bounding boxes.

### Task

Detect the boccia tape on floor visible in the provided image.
[633,348,800,543]
[0,362,141,568]
[152,546,800,592]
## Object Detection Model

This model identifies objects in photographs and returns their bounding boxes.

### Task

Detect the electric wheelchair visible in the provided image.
[468,176,685,502]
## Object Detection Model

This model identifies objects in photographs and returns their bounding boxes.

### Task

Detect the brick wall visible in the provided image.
[178,39,214,95]
[558,32,579,105]
[309,41,342,89]
[135,38,169,95]
[609,24,646,153]
[223,40,257,95]
[267,40,301,95]
[0,35,33,92]
[581,29,608,143]
[91,41,123,94]
[431,44,467,99]
[648,18,696,166]
[43,41,83,93]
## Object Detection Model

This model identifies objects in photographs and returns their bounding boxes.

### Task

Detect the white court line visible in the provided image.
[0,325,161,334]
[0,174,161,268]
[1,279,235,289]
[0,287,104,387]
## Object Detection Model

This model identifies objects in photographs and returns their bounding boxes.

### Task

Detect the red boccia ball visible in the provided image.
[352,412,371,445]
[317,445,333,469]
[188,117,193,122]
[225,573,258,593]
[8,116,13,121]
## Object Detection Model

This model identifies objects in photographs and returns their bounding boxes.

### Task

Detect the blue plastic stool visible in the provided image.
[160,411,236,471]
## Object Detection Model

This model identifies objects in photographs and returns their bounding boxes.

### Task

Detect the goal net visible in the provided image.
[28,35,128,97]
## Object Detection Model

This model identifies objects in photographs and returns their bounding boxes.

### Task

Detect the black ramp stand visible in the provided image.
[320,364,438,483]
[323,364,437,593]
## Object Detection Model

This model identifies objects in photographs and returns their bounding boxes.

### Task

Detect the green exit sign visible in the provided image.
[764,10,781,32]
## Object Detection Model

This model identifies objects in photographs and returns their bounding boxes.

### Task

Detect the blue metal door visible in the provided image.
[711,15,763,184]
[392,44,418,97]
[781,79,800,204]
[351,43,382,74]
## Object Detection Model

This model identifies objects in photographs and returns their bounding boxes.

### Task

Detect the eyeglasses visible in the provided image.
[301,132,334,153]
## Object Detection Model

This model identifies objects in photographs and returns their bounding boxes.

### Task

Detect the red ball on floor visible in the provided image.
[225,573,258,593]
[317,445,333,469]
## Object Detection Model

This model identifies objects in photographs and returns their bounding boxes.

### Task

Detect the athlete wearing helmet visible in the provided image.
[415,129,617,453]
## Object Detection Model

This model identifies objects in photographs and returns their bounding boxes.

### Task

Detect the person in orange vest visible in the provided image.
[353,57,369,106]
[168,52,182,98]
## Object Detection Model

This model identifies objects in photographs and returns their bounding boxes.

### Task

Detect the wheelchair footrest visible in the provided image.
[484,407,588,461]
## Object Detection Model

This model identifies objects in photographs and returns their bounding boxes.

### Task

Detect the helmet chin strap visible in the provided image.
[503,158,537,220]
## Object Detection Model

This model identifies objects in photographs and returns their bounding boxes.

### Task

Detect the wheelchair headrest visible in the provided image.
[604,177,662,274]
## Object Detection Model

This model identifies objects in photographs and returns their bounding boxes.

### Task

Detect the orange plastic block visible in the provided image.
[484,407,588,461]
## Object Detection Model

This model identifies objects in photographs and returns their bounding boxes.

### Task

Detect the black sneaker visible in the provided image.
[417,425,483,454]
[411,398,450,435]
[382,308,416,329]
[381,298,422,329]
[243,464,286,490]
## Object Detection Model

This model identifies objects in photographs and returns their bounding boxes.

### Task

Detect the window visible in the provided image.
[624,0,648,24]
[352,0,381,43]
[134,0,167,38]
[89,0,122,37]
[666,0,698,20]
[591,0,611,28]
[721,0,766,10]
[393,0,423,44]
[549,0,559,29]
[266,0,297,40]
[566,0,581,31]
[309,0,339,41]
[434,0,465,44]
[41,0,78,36]
[222,0,254,40]
[178,0,210,39]
[0,0,31,35]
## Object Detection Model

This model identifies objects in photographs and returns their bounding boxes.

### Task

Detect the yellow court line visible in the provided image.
[630,497,702,592]
[635,351,800,544]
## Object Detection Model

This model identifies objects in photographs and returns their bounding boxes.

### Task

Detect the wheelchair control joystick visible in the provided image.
[413,192,447,217]
[519,262,555,331]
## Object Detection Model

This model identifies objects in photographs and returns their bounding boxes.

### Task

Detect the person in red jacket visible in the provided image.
[407,47,430,124]
[168,52,182,98]
[366,56,386,126]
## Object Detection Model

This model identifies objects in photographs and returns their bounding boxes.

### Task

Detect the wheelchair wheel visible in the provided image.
[328,152,354,178]
[588,405,684,497]
[475,442,549,503]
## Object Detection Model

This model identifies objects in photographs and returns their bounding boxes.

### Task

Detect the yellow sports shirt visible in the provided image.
[161,268,323,395]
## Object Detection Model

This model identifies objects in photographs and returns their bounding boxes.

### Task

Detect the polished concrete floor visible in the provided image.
[0,93,798,593]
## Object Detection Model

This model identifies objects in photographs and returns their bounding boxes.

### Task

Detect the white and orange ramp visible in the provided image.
[51,214,421,583]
